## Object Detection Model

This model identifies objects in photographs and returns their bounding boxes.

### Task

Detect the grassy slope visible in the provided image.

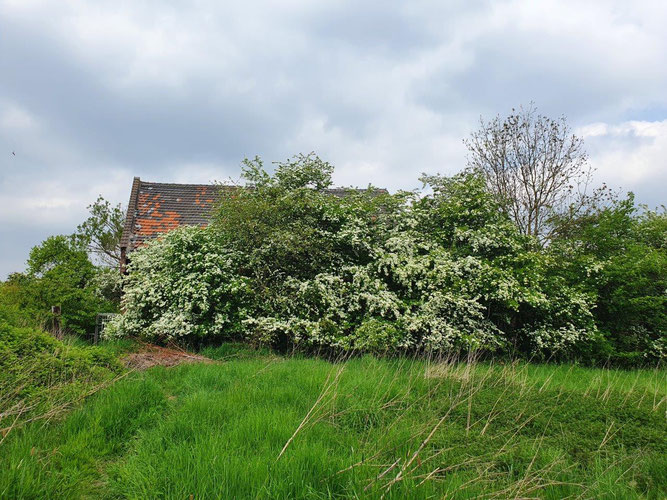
[0,322,132,438]
[1,346,665,499]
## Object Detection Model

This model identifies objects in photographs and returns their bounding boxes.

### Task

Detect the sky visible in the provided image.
[1,0,666,278]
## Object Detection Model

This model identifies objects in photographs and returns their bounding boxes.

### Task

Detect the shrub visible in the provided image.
[114,226,250,342]
[114,157,601,360]
[550,195,666,363]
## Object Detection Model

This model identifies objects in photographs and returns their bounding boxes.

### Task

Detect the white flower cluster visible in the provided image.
[107,226,250,342]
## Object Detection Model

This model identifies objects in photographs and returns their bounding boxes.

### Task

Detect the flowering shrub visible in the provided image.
[110,156,605,360]
[111,227,250,341]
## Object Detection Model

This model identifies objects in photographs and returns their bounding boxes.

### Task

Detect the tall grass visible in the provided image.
[0,323,133,446]
[1,347,665,499]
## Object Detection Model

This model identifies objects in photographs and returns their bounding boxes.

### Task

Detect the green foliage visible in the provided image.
[0,195,127,337]
[87,266,123,304]
[1,235,119,336]
[413,172,596,355]
[0,320,121,394]
[550,195,666,363]
[30,236,117,334]
[73,195,125,266]
[0,274,48,328]
[109,226,249,341]
[0,318,125,436]
[1,354,665,498]
[116,157,601,359]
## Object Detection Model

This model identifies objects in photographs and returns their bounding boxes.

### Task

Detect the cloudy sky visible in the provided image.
[1,0,666,278]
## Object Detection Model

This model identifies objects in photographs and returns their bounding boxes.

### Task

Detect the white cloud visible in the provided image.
[0,167,132,226]
[167,162,239,185]
[0,103,37,130]
[580,119,667,200]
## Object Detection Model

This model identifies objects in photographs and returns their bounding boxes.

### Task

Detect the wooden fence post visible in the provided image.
[51,305,62,340]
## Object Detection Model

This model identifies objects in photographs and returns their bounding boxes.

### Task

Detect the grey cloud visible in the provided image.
[0,24,298,167]
[0,0,666,279]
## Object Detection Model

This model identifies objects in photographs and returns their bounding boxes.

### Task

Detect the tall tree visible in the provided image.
[73,196,125,266]
[465,104,599,243]
[23,235,115,335]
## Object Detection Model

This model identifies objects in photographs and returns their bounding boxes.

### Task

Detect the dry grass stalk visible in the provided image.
[0,369,135,445]
[276,362,346,461]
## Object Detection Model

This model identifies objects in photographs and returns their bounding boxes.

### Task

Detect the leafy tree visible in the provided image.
[413,171,596,355]
[465,104,607,243]
[4,236,117,336]
[1,196,126,336]
[215,153,395,285]
[27,235,88,278]
[550,195,666,363]
[114,157,597,359]
[73,196,125,266]
[104,154,664,365]
[241,152,335,190]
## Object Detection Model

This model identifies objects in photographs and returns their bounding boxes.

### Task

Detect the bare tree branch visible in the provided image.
[464,104,604,244]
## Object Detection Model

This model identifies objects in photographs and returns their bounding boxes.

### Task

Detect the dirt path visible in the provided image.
[122,343,214,370]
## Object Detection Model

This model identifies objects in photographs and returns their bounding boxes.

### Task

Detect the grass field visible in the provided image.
[1,344,665,499]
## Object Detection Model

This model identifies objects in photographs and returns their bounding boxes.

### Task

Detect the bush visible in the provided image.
[113,226,250,342]
[550,195,666,363]
[114,157,602,360]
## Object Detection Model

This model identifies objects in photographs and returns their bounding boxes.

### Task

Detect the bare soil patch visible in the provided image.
[122,343,214,370]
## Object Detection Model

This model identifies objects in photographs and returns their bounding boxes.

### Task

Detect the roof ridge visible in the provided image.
[140,180,235,188]
[138,180,384,191]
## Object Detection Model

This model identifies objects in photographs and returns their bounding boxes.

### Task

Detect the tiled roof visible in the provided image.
[120,177,388,253]
[120,178,232,251]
